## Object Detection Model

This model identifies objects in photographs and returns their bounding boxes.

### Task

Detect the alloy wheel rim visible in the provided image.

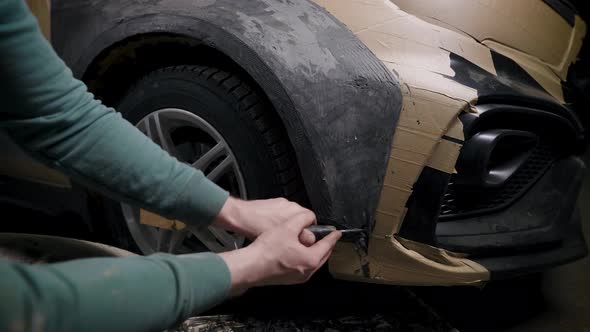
[121,108,247,254]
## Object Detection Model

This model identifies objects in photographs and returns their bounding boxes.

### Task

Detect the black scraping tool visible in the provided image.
[306,225,364,241]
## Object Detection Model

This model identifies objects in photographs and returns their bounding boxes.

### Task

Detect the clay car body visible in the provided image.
[1,0,587,286]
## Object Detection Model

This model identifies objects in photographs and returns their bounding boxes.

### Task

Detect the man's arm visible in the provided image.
[0,0,227,226]
[0,2,341,331]
[0,213,340,332]
[0,253,230,332]
[0,0,318,242]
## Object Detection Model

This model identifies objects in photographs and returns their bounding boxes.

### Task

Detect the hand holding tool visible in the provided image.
[305,225,364,241]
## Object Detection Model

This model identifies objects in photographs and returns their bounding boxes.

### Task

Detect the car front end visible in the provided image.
[4,0,587,287]
[322,0,588,285]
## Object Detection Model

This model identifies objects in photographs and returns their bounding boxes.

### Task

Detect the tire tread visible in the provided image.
[141,65,305,201]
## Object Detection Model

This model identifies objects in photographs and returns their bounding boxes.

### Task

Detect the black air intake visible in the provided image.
[454,129,539,189]
[440,141,557,220]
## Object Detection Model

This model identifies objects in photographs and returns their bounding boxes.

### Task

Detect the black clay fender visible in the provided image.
[51,0,402,229]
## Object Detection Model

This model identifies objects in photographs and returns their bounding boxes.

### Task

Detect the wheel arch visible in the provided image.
[52,0,402,229]
[80,33,266,111]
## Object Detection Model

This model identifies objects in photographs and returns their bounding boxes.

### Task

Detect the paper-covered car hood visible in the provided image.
[315,0,586,104]
[393,0,585,81]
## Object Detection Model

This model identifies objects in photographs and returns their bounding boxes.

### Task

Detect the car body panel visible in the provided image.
[3,0,586,286]
[48,0,403,231]
[314,0,487,285]
[395,0,585,82]
[314,0,586,285]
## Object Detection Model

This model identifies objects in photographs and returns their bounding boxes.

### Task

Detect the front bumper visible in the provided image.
[474,209,587,279]
[328,156,586,285]
[438,156,588,279]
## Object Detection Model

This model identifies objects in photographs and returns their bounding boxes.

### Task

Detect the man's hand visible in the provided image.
[213,197,316,245]
[218,211,341,295]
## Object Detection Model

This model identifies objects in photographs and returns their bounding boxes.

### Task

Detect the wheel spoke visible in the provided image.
[167,230,188,253]
[206,156,233,181]
[208,227,239,250]
[136,120,148,135]
[192,142,226,170]
[142,112,178,157]
[187,226,227,252]
[125,108,249,255]
[156,228,172,252]
[154,228,188,253]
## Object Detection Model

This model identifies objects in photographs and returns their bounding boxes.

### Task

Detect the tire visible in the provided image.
[99,65,304,254]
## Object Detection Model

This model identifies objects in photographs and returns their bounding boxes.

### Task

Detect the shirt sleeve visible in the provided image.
[0,253,231,332]
[0,0,229,226]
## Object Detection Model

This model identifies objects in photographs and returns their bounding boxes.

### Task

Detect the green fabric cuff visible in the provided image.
[178,173,230,227]
[177,252,232,314]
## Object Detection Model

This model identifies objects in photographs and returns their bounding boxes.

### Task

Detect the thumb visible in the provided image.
[298,229,316,247]
[307,230,341,258]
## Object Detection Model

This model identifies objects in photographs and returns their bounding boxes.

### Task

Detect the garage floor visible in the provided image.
[1,151,589,332]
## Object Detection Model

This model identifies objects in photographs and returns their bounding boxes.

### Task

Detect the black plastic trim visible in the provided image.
[472,104,584,144]
[449,52,552,105]
[397,167,451,245]
[448,51,586,133]
[436,157,586,256]
[454,129,538,188]
[401,103,584,243]
[440,141,557,220]
[475,208,587,279]
[442,135,464,145]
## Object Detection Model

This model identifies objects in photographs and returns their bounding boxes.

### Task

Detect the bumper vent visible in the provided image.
[439,141,557,220]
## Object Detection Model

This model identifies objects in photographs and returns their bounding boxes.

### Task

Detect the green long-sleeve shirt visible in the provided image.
[0,0,233,331]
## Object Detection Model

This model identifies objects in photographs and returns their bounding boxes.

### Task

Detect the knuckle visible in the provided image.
[302,210,315,221]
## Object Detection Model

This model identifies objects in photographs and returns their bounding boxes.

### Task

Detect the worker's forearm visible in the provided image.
[0,253,230,332]
[0,0,228,225]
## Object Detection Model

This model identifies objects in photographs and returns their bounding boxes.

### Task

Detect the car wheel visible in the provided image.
[100,65,304,254]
